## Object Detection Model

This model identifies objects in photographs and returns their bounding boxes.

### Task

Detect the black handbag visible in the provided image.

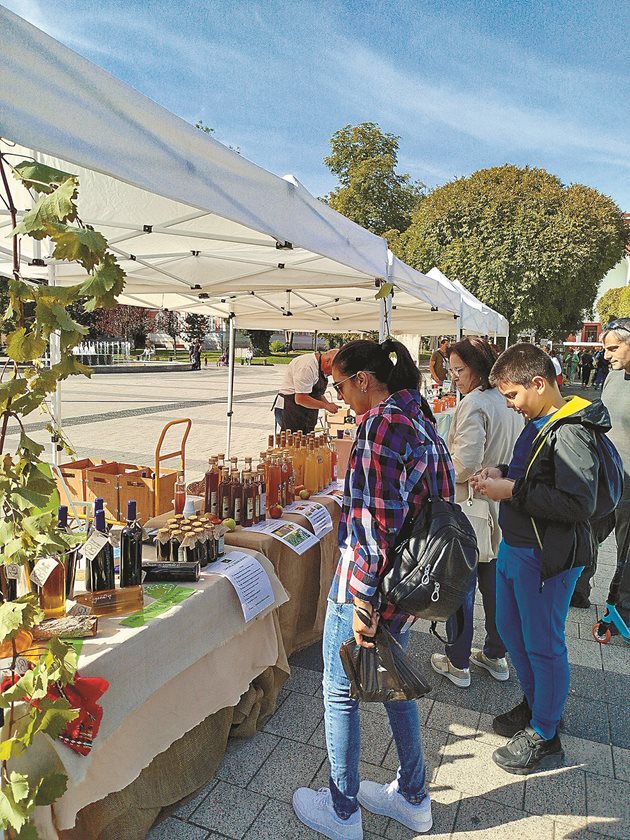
[339,624,432,702]
[380,496,478,637]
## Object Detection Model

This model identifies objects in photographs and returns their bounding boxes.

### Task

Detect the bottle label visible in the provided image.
[246,498,254,521]
[221,497,230,519]
[259,492,266,515]
[30,556,60,587]
[234,498,242,521]
[210,491,217,515]
[82,532,110,561]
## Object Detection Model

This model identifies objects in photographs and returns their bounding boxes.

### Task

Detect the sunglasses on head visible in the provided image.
[604,318,630,332]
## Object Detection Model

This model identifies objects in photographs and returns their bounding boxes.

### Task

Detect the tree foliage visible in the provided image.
[596,285,630,323]
[324,122,424,237]
[398,165,628,337]
[95,304,155,346]
[0,154,126,834]
[243,329,273,356]
[181,313,209,344]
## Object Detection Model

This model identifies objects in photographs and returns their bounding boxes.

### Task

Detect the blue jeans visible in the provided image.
[496,542,583,740]
[322,600,427,819]
[446,559,506,669]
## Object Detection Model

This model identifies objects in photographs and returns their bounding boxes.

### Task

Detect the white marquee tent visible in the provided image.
[0,7,508,455]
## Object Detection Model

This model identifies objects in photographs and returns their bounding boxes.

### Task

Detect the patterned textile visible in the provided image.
[330,389,455,633]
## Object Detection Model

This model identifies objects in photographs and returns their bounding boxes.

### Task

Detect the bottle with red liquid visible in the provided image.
[218,469,233,520]
[241,473,255,527]
[204,457,219,516]
[267,457,281,508]
[174,471,186,515]
[230,469,243,525]
[255,465,266,521]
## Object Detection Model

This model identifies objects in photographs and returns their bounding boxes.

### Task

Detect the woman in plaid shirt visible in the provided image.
[293,338,455,839]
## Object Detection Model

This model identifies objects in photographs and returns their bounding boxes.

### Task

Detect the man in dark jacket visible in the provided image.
[472,344,606,775]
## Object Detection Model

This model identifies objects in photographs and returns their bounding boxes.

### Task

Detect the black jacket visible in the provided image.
[509,398,610,583]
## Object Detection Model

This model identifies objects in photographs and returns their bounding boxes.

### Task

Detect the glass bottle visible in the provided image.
[204,457,220,516]
[86,508,115,592]
[230,469,243,525]
[267,457,281,507]
[156,528,171,562]
[304,442,319,494]
[255,465,266,522]
[37,557,66,619]
[216,453,226,482]
[170,529,184,563]
[218,469,233,520]
[120,500,143,587]
[241,473,255,528]
[174,471,186,515]
[58,504,78,598]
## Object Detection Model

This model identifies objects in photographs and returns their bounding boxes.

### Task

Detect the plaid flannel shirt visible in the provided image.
[330,389,455,633]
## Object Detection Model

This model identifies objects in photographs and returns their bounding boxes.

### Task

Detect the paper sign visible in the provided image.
[314,480,344,508]
[283,500,333,538]
[67,600,93,617]
[81,531,109,562]
[29,556,59,587]
[248,518,319,555]
[206,551,275,621]
[5,563,19,580]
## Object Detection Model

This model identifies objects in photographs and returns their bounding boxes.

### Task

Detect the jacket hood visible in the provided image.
[540,396,612,435]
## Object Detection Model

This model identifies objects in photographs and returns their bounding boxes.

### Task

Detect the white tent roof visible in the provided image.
[0,7,505,340]
[427,267,509,338]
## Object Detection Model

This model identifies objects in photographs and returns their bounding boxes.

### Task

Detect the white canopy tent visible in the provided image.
[427,267,509,339]
[0,6,508,456]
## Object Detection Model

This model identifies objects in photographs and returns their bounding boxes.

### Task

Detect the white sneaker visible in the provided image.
[430,653,471,687]
[470,649,510,681]
[292,787,363,840]
[358,780,432,833]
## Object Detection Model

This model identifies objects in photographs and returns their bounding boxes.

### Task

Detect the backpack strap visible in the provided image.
[429,606,465,644]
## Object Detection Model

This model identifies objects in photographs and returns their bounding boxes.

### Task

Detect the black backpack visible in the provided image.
[380,496,478,638]
[590,431,623,543]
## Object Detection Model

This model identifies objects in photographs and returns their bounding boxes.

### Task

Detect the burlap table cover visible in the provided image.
[26,551,289,839]
[224,494,341,656]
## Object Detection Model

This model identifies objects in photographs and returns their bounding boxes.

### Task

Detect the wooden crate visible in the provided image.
[119,468,177,523]
[85,462,147,521]
[55,458,100,504]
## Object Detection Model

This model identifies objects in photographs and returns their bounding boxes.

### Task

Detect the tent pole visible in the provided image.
[48,262,62,465]
[225,313,236,460]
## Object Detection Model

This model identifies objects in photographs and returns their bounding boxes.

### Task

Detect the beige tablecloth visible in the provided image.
[224,494,341,656]
[25,551,289,839]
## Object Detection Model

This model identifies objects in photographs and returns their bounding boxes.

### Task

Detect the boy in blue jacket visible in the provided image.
[472,343,608,774]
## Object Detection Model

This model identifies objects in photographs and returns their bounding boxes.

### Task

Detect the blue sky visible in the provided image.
[5,0,630,209]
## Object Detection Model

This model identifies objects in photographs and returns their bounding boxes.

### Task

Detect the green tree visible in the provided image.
[182,313,209,344]
[243,329,273,356]
[597,285,630,322]
[398,165,628,337]
[324,122,424,238]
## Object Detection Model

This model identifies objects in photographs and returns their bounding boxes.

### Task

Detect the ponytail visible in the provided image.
[380,338,420,393]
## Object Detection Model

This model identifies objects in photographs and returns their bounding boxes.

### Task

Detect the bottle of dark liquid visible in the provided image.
[241,473,255,528]
[58,505,78,598]
[255,465,266,522]
[218,469,233,520]
[230,469,243,525]
[204,457,220,516]
[86,509,115,592]
[156,528,171,562]
[120,500,143,587]
[174,471,186,515]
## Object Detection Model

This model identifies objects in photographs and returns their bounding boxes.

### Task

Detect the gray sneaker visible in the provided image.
[430,653,471,688]
[470,649,510,681]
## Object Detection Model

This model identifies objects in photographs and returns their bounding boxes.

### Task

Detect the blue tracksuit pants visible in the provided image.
[496,542,583,740]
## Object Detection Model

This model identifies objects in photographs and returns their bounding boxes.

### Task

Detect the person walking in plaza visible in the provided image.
[274,349,339,432]
[567,349,580,383]
[430,337,523,688]
[429,336,450,387]
[580,349,594,387]
[472,344,608,774]
[593,349,610,390]
[293,338,454,839]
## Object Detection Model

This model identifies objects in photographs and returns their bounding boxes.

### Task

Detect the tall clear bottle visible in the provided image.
[120,500,143,587]
[86,509,115,592]
[174,471,186,515]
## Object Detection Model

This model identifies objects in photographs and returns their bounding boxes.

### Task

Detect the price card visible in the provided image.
[283,500,333,537]
[81,531,109,561]
[5,563,20,580]
[29,556,59,587]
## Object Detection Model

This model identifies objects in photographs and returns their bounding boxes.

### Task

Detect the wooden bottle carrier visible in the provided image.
[55,418,192,523]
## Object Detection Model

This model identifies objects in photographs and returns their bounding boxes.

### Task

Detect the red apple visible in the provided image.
[269,504,283,519]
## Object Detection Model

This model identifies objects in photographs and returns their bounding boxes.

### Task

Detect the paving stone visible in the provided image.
[242,797,324,840]
[432,672,491,714]
[559,733,615,777]
[172,778,218,819]
[476,713,511,748]
[284,664,323,696]
[453,797,554,837]
[569,604,599,622]
[612,745,630,782]
[308,718,326,749]
[384,784,460,839]
[216,731,280,787]
[360,708,396,765]
[190,780,266,838]
[288,640,324,672]
[360,696,433,724]
[471,678,523,717]
[263,691,323,743]
[426,699,480,736]
[601,643,630,676]
[524,765,587,829]
[566,635,603,669]
[436,734,526,810]
[608,703,630,749]
[569,662,628,705]
[147,817,211,839]
[562,695,611,744]
[586,774,630,839]
[248,737,326,802]
[383,725,449,779]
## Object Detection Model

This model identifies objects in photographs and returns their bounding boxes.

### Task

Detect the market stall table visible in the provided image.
[26,551,288,840]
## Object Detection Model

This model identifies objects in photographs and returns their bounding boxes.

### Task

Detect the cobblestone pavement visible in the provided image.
[9,366,627,838]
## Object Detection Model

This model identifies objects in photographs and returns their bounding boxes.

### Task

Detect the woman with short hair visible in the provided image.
[430,337,523,688]
[293,338,455,839]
